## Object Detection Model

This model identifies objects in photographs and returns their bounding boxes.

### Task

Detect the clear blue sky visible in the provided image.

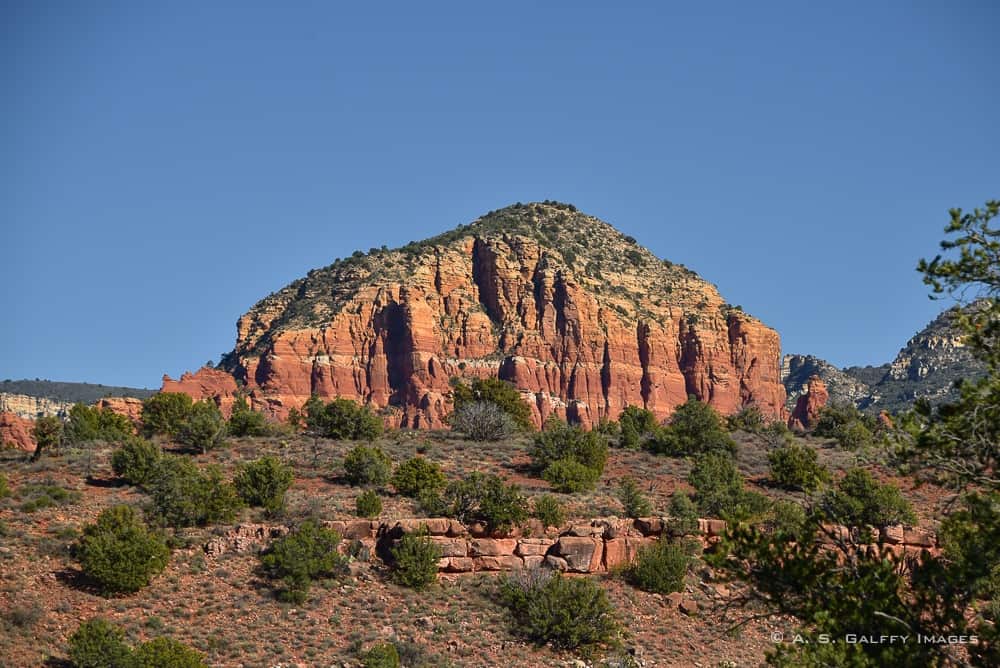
[3,1,998,389]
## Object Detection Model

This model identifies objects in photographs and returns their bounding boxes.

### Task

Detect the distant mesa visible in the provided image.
[161,202,787,428]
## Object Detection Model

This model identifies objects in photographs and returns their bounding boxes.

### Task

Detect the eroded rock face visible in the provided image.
[0,411,35,451]
[92,397,144,428]
[160,367,240,418]
[788,375,829,431]
[170,204,787,427]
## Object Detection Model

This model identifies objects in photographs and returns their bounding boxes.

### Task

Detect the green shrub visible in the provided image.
[666,491,699,537]
[390,529,440,590]
[531,417,607,492]
[75,505,170,595]
[356,489,383,518]
[390,457,446,497]
[836,420,874,450]
[768,442,831,491]
[624,537,693,594]
[450,377,534,430]
[499,570,619,652]
[147,456,242,528]
[259,520,346,603]
[343,445,392,486]
[141,392,193,438]
[132,637,207,668]
[17,482,80,512]
[448,401,516,441]
[763,499,809,538]
[362,642,401,668]
[111,438,162,486]
[0,473,8,499]
[726,405,767,433]
[646,396,736,456]
[543,458,601,493]
[31,415,63,461]
[423,472,528,533]
[176,400,226,453]
[532,494,566,528]
[67,618,133,668]
[819,468,916,528]
[233,456,294,512]
[305,396,383,440]
[227,396,270,437]
[617,405,657,449]
[617,477,652,518]
[689,452,771,522]
[66,403,135,444]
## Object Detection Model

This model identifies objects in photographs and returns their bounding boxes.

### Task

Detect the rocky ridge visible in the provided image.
[782,304,988,415]
[197,202,786,427]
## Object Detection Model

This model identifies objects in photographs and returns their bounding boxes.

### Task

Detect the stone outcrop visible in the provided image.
[205,516,940,576]
[92,397,145,428]
[174,203,787,427]
[788,375,829,431]
[0,411,36,451]
[0,393,73,420]
[160,367,241,418]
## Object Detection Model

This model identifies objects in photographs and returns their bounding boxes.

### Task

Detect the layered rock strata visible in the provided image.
[174,203,788,427]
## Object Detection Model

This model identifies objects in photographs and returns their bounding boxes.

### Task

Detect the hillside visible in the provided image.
[213,201,787,427]
[782,303,988,414]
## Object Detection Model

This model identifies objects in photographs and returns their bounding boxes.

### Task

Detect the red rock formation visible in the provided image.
[169,205,787,428]
[92,397,145,429]
[160,367,240,418]
[788,375,829,431]
[0,411,35,451]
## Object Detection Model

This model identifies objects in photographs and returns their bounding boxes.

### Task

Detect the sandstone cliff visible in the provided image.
[178,203,786,428]
[0,393,73,420]
[788,375,829,431]
[0,412,35,451]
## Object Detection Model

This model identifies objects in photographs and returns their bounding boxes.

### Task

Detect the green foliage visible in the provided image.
[707,522,974,667]
[532,494,566,528]
[726,405,767,433]
[812,403,877,449]
[362,642,401,668]
[819,468,916,528]
[531,417,607,492]
[75,505,170,595]
[422,472,528,533]
[542,458,600,493]
[343,445,392,486]
[761,500,809,539]
[617,405,657,449]
[448,400,516,441]
[16,482,81,512]
[132,637,207,668]
[146,456,242,528]
[390,457,446,498]
[111,438,162,486]
[233,456,294,513]
[0,473,8,499]
[227,396,270,437]
[646,396,736,456]
[259,520,346,603]
[616,477,652,518]
[141,392,193,438]
[666,491,700,537]
[66,403,134,444]
[305,396,384,440]
[176,400,226,453]
[624,537,693,594]
[689,452,771,522]
[356,489,382,518]
[767,442,830,491]
[938,492,1000,597]
[31,415,63,461]
[499,570,619,653]
[390,529,440,590]
[450,377,534,430]
[68,618,133,668]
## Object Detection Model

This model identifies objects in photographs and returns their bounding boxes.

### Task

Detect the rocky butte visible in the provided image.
[166,202,787,427]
